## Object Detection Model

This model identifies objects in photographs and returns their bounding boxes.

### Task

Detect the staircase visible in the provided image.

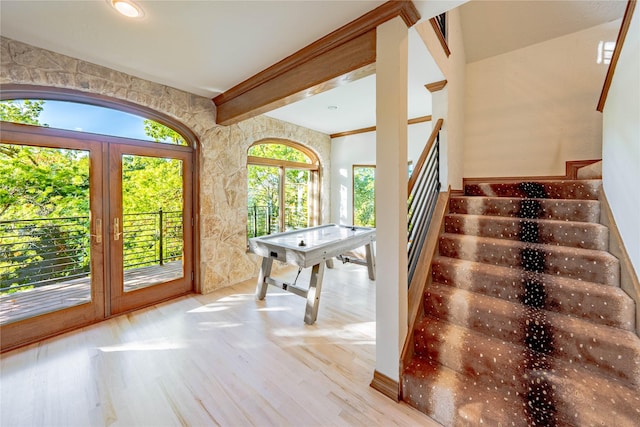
[401,179,640,427]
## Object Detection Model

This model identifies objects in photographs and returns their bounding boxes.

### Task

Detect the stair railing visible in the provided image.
[407,118,443,284]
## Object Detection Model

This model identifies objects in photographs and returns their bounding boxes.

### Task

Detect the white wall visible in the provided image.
[330,121,431,224]
[465,20,620,178]
[415,8,466,190]
[602,9,640,276]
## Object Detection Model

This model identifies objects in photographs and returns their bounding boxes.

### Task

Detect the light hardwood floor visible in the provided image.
[0,262,440,427]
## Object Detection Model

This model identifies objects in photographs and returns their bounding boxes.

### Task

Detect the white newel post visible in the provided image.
[375,16,409,386]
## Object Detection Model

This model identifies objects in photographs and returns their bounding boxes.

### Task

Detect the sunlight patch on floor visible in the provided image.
[256,306,292,312]
[98,337,185,352]
[188,304,231,313]
[196,321,243,330]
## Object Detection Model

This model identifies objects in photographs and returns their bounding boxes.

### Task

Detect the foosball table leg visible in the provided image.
[256,257,274,300]
[365,242,376,280]
[304,262,326,325]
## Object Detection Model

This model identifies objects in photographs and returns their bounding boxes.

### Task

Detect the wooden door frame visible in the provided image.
[0,123,106,351]
[107,142,194,315]
[0,121,200,352]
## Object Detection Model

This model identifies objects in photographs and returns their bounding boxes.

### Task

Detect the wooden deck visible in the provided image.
[0,261,183,324]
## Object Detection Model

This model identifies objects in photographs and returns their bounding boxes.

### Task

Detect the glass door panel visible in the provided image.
[247,165,280,236]
[284,168,310,230]
[108,144,192,315]
[0,125,105,351]
[0,144,93,323]
[121,154,184,291]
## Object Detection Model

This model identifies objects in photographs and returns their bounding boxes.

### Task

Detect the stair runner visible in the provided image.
[401,179,640,426]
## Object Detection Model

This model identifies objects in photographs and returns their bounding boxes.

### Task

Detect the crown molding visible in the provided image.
[330,115,432,139]
[425,80,447,93]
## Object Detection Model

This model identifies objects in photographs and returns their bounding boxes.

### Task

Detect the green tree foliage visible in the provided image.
[353,166,375,227]
[1,100,88,219]
[0,99,47,126]
[0,144,90,219]
[248,143,309,163]
[143,120,187,146]
[122,155,183,214]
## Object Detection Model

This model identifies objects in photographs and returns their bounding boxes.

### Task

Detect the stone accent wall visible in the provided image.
[1,36,331,294]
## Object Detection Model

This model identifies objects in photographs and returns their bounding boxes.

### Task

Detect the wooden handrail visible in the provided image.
[429,17,451,57]
[597,0,636,112]
[408,118,443,194]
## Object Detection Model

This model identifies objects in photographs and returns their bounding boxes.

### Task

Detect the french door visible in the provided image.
[0,123,194,351]
[107,143,193,315]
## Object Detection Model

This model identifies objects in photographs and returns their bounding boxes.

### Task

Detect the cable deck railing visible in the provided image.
[0,210,183,294]
[247,203,310,238]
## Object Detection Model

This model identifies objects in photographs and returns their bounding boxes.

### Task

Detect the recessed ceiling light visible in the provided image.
[110,0,144,18]
[327,105,338,111]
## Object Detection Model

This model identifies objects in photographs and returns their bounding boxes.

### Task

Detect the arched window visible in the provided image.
[247,140,320,237]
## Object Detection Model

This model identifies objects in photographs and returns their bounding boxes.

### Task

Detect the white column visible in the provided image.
[375,16,408,383]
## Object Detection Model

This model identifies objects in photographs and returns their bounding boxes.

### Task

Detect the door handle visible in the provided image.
[113,217,122,241]
[91,218,102,243]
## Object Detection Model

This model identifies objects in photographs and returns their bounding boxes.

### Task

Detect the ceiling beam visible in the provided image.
[213,1,420,126]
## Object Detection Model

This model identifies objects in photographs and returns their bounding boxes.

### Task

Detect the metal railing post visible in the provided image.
[267,203,272,235]
[158,208,164,266]
[253,205,258,238]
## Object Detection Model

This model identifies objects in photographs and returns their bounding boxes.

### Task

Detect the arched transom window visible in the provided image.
[247,140,320,237]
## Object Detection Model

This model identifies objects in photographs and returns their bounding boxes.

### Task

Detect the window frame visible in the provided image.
[352,164,376,227]
[247,139,320,235]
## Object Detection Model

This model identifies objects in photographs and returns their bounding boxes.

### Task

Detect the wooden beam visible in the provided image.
[213,1,420,125]
[330,115,432,139]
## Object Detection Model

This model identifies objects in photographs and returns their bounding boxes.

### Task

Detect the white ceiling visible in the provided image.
[0,0,626,136]
[0,0,386,98]
[460,0,627,63]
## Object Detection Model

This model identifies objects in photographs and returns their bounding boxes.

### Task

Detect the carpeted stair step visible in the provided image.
[449,196,600,223]
[402,356,536,427]
[413,315,528,392]
[537,362,640,426]
[444,214,608,250]
[438,233,619,286]
[431,256,635,331]
[407,320,640,426]
[422,284,640,389]
[464,179,602,200]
